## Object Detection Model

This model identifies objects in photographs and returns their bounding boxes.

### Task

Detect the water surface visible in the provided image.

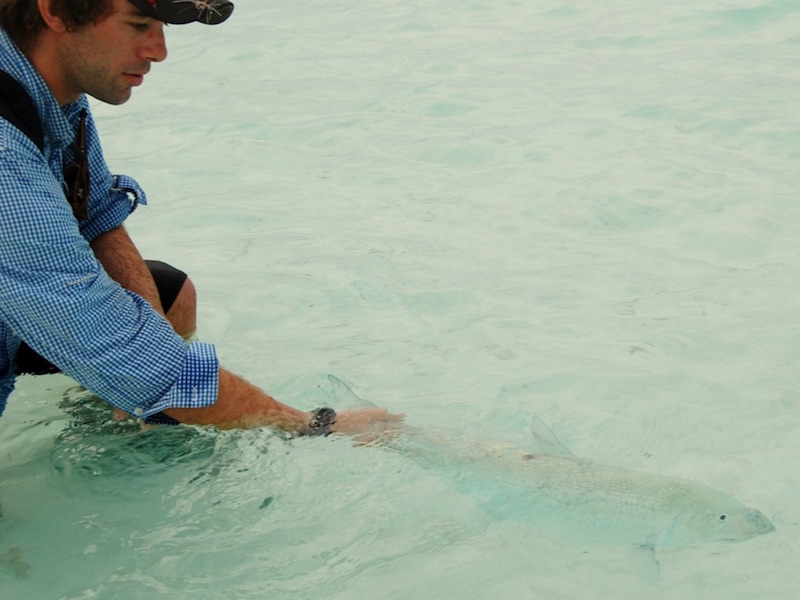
[2,1,798,597]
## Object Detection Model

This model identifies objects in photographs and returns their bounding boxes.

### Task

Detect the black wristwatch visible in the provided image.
[307,407,337,436]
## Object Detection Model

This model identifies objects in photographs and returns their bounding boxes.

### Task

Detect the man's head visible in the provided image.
[0,0,233,51]
[0,0,233,105]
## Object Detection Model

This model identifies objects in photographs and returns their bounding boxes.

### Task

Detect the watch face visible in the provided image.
[309,407,336,434]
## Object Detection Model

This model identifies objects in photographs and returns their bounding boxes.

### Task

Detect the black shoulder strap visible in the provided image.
[0,69,44,152]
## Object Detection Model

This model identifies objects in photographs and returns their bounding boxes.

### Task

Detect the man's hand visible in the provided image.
[330,407,405,443]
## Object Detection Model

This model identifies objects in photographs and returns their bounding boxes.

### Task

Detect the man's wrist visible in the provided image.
[305,407,337,436]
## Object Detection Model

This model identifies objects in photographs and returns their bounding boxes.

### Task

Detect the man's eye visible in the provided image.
[130,21,150,31]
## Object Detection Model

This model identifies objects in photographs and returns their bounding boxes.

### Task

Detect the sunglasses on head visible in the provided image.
[63,109,89,220]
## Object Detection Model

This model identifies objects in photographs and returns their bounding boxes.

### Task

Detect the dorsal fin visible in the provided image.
[319,374,377,408]
[530,416,575,458]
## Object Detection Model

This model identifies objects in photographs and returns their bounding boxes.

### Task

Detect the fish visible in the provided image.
[319,375,774,578]
[382,416,774,548]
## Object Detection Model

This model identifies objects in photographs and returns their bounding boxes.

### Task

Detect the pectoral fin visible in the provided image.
[626,544,660,584]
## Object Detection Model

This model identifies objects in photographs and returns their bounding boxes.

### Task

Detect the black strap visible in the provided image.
[0,69,44,152]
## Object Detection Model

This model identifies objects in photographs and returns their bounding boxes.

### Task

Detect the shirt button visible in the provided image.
[133,407,144,417]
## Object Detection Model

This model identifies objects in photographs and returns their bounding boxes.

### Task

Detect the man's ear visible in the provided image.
[37,0,70,34]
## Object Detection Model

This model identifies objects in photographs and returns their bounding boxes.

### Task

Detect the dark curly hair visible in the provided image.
[0,0,113,50]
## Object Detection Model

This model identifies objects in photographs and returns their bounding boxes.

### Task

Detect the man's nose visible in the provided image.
[143,25,168,63]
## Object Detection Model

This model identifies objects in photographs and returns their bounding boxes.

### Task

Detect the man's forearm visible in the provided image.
[164,369,401,435]
[164,368,312,432]
[90,225,165,315]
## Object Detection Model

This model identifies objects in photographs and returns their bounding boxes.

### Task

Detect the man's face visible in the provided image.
[55,0,167,105]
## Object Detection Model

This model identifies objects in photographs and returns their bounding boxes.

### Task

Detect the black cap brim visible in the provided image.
[127,0,234,25]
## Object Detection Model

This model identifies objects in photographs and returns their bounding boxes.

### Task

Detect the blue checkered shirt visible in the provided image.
[0,29,219,422]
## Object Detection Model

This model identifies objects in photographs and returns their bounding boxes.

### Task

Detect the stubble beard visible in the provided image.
[63,34,134,106]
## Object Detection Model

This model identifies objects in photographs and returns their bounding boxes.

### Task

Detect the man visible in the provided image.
[0,0,399,435]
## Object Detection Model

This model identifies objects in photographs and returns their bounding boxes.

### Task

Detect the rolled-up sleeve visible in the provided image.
[138,341,219,419]
[80,173,148,243]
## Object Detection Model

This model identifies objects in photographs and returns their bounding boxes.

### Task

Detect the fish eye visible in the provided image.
[718,514,727,522]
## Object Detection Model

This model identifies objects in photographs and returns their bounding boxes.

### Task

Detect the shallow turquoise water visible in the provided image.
[2,0,799,597]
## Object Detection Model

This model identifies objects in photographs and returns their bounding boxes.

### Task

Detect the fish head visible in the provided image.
[665,491,775,546]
